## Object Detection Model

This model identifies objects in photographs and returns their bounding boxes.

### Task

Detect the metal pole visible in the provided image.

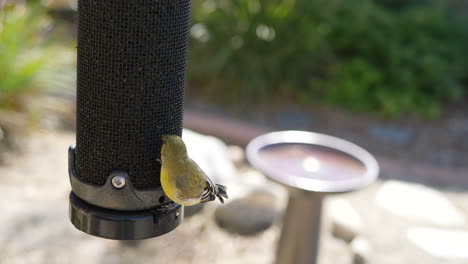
[276,191,324,264]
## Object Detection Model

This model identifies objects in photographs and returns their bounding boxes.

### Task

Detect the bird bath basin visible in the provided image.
[247,130,378,193]
[246,131,379,264]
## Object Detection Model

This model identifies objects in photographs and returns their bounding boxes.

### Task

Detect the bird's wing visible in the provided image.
[171,157,207,200]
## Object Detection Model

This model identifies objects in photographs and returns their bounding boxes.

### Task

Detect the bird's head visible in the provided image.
[161,135,187,160]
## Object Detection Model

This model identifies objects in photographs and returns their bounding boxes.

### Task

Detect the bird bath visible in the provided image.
[246,131,379,264]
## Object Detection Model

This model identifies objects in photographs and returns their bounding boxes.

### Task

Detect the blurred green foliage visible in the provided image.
[0,2,73,111]
[188,0,468,117]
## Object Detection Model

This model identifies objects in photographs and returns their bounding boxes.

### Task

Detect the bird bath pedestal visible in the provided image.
[247,131,379,264]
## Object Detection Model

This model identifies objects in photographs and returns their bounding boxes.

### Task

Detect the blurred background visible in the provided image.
[1,0,468,263]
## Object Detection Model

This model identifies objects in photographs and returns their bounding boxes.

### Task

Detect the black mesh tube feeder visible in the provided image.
[68,0,191,240]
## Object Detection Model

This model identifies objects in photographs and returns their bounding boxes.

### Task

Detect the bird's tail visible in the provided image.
[201,180,229,204]
[214,184,228,203]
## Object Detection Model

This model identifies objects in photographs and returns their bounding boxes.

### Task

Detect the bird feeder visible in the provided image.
[68,0,191,240]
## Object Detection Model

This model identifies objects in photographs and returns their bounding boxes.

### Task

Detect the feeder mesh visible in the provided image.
[76,0,190,189]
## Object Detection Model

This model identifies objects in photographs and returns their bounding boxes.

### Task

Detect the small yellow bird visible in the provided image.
[160,135,228,206]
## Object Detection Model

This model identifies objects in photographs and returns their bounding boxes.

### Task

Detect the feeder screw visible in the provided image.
[112,175,126,189]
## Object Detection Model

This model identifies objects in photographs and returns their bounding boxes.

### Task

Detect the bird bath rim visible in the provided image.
[246,130,379,193]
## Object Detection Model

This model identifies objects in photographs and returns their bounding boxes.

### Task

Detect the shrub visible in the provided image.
[0,2,72,110]
[188,0,468,117]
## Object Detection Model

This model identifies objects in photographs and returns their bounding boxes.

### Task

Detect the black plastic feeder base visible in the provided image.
[69,192,183,240]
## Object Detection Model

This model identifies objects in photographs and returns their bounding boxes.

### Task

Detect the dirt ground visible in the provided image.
[1,130,468,264]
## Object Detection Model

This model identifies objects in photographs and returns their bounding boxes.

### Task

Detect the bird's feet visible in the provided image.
[201,184,228,204]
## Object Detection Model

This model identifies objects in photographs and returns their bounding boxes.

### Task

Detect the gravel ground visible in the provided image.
[1,130,468,264]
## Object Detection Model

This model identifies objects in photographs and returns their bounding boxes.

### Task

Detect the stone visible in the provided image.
[328,198,362,242]
[238,169,269,192]
[376,180,465,226]
[226,145,245,167]
[214,192,278,235]
[351,236,372,264]
[225,168,270,200]
[182,129,237,184]
[407,227,468,259]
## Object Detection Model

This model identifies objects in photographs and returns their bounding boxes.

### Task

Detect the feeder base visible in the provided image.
[69,192,183,240]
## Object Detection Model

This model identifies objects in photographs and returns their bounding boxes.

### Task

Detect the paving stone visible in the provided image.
[226,145,245,167]
[407,228,468,259]
[227,168,280,200]
[351,236,372,264]
[376,180,465,226]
